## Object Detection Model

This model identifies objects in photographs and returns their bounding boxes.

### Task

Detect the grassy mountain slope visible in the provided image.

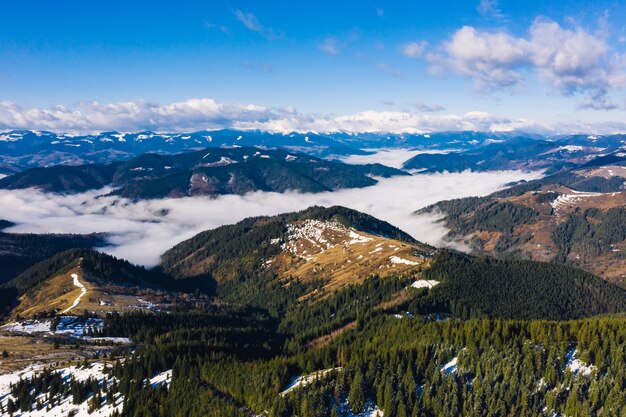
[159,206,432,314]
[2,248,174,318]
[0,231,105,285]
[418,165,626,285]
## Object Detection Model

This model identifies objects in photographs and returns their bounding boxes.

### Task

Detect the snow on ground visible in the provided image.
[0,362,123,417]
[204,156,237,167]
[0,363,170,417]
[389,256,419,266]
[83,337,132,344]
[1,316,107,339]
[348,230,373,244]
[564,348,595,377]
[149,369,173,388]
[441,357,458,376]
[282,219,377,260]
[556,145,584,152]
[56,316,103,337]
[0,320,50,333]
[61,273,87,314]
[279,367,342,396]
[411,279,439,289]
[550,191,605,212]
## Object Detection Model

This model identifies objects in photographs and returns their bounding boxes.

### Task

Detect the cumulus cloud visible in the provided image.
[0,99,279,133]
[427,26,528,90]
[0,98,557,134]
[0,168,542,266]
[427,18,626,106]
[233,9,282,40]
[402,41,427,58]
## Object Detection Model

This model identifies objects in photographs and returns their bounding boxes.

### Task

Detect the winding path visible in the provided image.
[61,273,87,314]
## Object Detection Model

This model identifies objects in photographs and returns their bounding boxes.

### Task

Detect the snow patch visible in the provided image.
[564,348,595,377]
[279,368,341,396]
[389,256,419,266]
[348,230,373,245]
[411,279,439,289]
[61,273,87,314]
[149,369,172,388]
[550,191,605,211]
[441,357,458,376]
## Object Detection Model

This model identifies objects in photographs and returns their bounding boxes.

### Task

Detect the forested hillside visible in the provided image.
[416,250,626,319]
[418,164,626,285]
[0,147,408,198]
[0,231,104,285]
[3,207,626,417]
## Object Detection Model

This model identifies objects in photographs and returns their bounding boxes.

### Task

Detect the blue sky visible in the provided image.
[2,0,626,133]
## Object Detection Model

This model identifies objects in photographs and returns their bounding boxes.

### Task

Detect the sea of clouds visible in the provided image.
[0,165,542,266]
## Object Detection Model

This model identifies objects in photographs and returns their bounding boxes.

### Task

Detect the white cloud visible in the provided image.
[402,41,427,58]
[233,9,281,40]
[0,98,557,134]
[0,169,542,266]
[337,148,452,169]
[0,99,278,133]
[7,97,626,134]
[427,18,626,106]
[319,37,341,56]
[428,26,528,90]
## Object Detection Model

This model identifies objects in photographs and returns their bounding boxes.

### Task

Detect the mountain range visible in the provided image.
[3,129,626,175]
[0,147,406,197]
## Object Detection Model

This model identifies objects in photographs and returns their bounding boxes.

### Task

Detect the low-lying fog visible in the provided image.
[0,167,542,266]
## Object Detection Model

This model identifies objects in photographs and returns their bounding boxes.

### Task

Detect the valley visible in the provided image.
[3,132,626,417]
[8,1,626,415]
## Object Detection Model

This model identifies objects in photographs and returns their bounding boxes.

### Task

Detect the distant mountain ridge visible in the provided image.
[3,129,626,176]
[403,136,626,173]
[0,147,408,198]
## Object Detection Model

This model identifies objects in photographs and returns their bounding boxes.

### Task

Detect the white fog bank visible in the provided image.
[0,170,543,266]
